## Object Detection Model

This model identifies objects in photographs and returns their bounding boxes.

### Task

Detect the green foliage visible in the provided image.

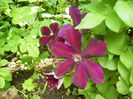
[1,0,133,98]
[114,0,133,27]
[96,82,118,99]
[0,68,12,89]
[22,78,37,91]
[0,59,8,66]
[63,75,72,88]
[105,31,128,55]
[105,11,124,33]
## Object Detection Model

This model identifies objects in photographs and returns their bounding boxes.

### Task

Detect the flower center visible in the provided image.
[50,32,54,36]
[73,54,82,62]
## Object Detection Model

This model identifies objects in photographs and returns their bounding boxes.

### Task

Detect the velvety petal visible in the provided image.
[57,37,65,42]
[39,36,51,45]
[81,13,87,19]
[41,26,51,35]
[58,24,82,53]
[55,59,75,77]
[83,60,104,84]
[51,41,75,58]
[57,78,64,89]
[69,6,81,26]
[49,80,58,88]
[82,39,106,58]
[50,23,59,34]
[72,62,89,89]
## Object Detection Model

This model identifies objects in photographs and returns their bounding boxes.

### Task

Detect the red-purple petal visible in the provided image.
[72,62,89,89]
[39,36,51,45]
[83,60,104,84]
[51,41,75,58]
[50,23,59,35]
[55,59,75,77]
[58,24,82,53]
[81,13,87,19]
[82,39,106,58]
[41,26,51,35]
[49,80,58,88]
[69,6,81,26]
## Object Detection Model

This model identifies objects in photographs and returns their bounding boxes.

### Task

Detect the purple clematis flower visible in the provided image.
[69,6,88,33]
[40,23,64,45]
[45,73,64,89]
[51,24,106,89]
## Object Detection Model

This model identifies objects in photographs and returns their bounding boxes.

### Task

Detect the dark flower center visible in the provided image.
[73,54,82,62]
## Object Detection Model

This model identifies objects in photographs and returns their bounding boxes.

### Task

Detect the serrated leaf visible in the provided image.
[0,76,5,89]
[0,59,8,66]
[118,61,130,85]
[105,11,124,33]
[11,6,39,26]
[120,47,133,69]
[28,45,39,57]
[0,68,12,81]
[105,31,128,55]
[114,0,133,27]
[116,77,129,95]
[22,78,37,91]
[76,12,105,29]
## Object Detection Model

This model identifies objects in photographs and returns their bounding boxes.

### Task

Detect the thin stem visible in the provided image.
[42,82,48,94]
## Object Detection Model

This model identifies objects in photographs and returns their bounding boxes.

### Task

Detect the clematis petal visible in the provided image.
[39,36,51,45]
[58,24,82,53]
[41,26,51,35]
[50,23,59,34]
[72,62,89,89]
[81,13,87,19]
[51,41,75,58]
[55,59,75,77]
[49,81,58,88]
[83,60,104,84]
[69,6,81,26]
[82,39,106,58]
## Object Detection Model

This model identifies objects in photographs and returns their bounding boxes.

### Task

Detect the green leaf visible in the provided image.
[76,12,105,29]
[116,77,129,95]
[118,61,130,85]
[18,0,43,3]
[19,39,28,53]
[28,45,39,57]
[86,2,107,14]
[96,81,118,99]
[22,78,37,91]
[129,85,133,98]
[114,0,133,27]
[120,47,133,69]
[0,68,12,81]
[95,94,105,99]
[98,56,118,70]
[0,0,13,3]
[91,22,107,35]
[0,76,5,89]
[11,6,39,26]
[105,31,128,55]
[0,59,8,66]
[130,67,133,84]
[63,75,72,88]
[105,11,124,33]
